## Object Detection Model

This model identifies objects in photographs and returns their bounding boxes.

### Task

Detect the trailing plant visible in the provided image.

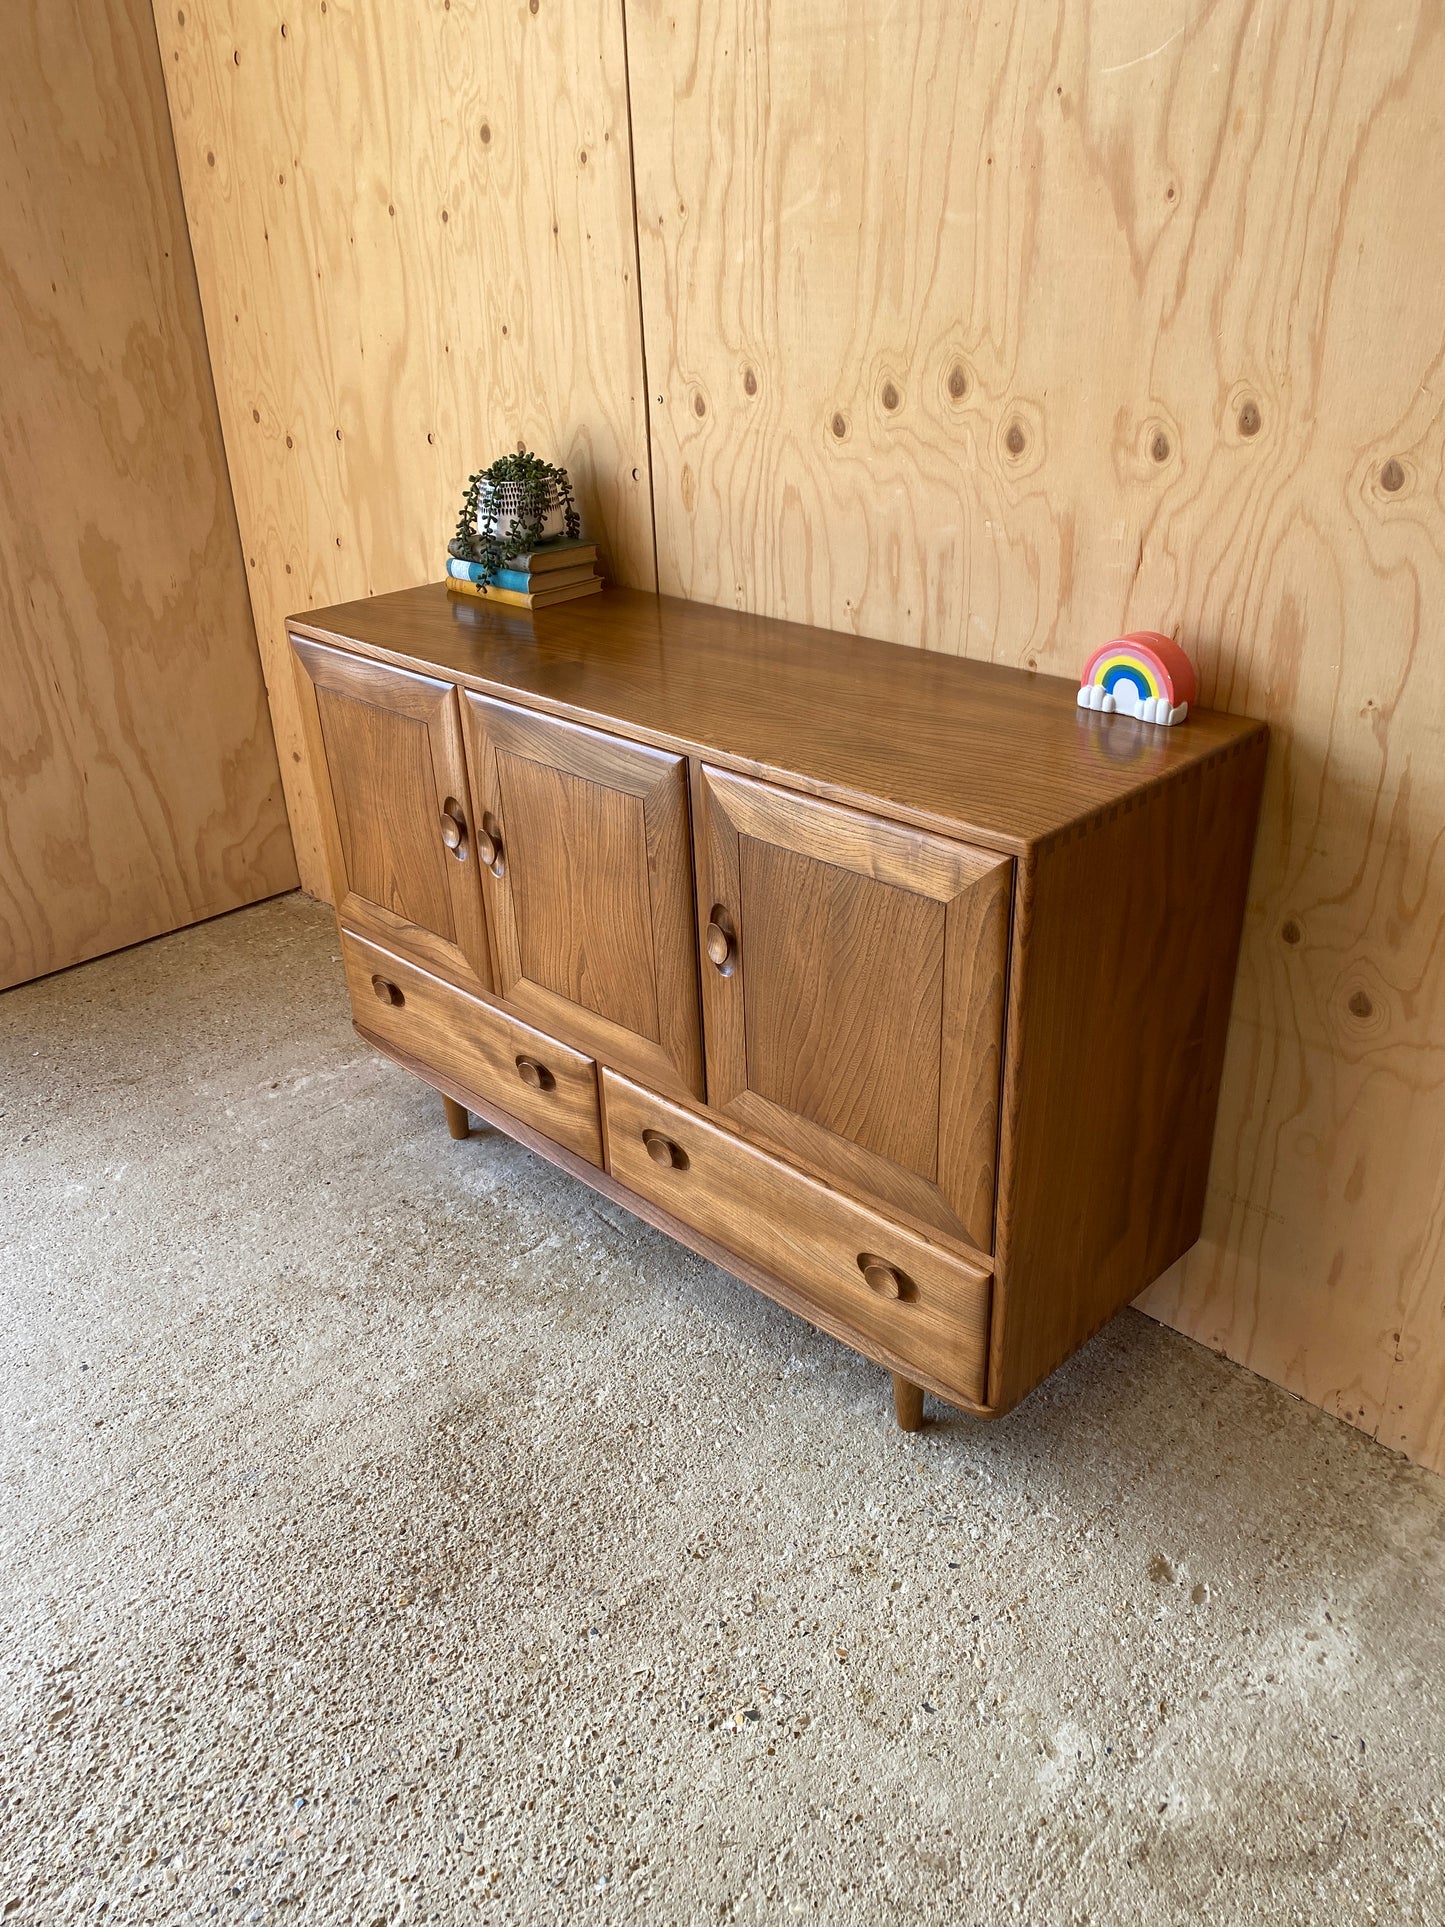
[450,447,580,582]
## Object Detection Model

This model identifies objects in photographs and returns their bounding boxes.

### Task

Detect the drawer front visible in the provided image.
[601,1069,991,1404]
[342,930,602,1166]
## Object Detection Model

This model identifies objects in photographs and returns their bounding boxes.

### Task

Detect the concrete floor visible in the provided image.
[1,895,1443,1926]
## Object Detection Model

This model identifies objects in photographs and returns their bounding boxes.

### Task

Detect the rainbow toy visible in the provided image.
[1077,631,1197,727]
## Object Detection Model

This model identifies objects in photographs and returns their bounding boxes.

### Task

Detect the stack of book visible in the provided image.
[445,537,602,609]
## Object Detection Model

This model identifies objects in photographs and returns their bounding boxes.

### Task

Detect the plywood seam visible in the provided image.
[158,0,655,895]
[617,0,660,589]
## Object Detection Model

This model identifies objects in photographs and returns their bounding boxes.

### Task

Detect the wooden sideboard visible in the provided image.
[289,584,1267,1429]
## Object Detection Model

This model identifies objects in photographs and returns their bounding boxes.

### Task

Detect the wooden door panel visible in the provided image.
[462,694,703,1098]
[740,836,945,1171]
[504,755,662,1041]
[698,765,1010,1254]
[291,636,491,995]
[314,688,456,939]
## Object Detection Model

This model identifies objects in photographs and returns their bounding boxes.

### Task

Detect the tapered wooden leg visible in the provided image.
[441,1095,471,1140]
[892,1374,925,1432]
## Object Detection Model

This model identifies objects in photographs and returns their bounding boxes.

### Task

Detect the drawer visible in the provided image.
[341,929,603,1166]
[601,1069,992,1405]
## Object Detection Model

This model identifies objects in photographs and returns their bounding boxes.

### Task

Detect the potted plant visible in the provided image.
[450,448,581,585]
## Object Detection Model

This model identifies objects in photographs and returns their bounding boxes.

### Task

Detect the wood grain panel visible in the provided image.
[503,754,661,1044]
[153,0,655,896]
[0,0,294,989]
[629,1,1445,1468]
[993,736,1270,1411]
[739,838,944,1177]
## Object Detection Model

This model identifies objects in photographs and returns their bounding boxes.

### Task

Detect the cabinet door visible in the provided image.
[292,636,491,995]
[696,766,1011,1255]
[462,695,703,1099]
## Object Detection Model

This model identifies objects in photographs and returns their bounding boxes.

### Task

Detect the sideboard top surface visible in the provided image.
[290,583,1266,851]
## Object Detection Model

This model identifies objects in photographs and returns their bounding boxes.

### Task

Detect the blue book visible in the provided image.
[446,559,533,592]
[445,555,597,593]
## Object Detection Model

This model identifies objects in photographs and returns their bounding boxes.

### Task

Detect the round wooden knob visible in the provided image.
[440,810,463,851]
[370,974,404,1008]
[705,921,733,970]
[858,1253,907,1299]
[642,1128,689,1171]
[515,1055,555,1092]
[475,825,498,867]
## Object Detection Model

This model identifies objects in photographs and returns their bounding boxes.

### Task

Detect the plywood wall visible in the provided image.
[0,0,295,990]
[627,0,1445,1471]
[153,0,656,895]
[155,0,1445,1472]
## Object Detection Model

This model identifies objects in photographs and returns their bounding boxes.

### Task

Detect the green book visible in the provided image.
[448,536,597,575]
[510,538,598,574]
